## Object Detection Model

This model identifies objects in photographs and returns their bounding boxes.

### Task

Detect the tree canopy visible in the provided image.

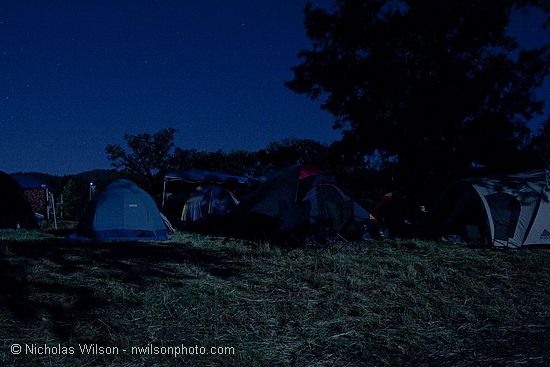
[168,138,332,177]
[105,128,177,192]
[533,118,550,166]
[287,0,550,186]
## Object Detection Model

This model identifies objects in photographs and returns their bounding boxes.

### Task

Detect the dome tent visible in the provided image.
[77,179,167,241]
[434,169,550,248]
[235,165,372,239]
[0,171,37,229]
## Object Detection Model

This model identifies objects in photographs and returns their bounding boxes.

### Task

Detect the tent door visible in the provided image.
[484,193,521,246]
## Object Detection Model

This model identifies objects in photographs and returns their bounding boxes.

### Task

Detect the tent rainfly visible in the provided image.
[0,171,37,229]
[435,169,550,248]
[236,165,372,237]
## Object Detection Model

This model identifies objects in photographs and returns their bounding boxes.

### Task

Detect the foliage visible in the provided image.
[59,179,86,220]
[257,138,331,172]
[171,138,332,177]
[171,148,259,176]
[105,128,177,193]
[58,171,122,220]
[287,0,550,188]
[533,117,550,166]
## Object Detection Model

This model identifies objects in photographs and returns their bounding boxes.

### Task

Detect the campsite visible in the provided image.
[1,165,550,366]
[1,0,550,366]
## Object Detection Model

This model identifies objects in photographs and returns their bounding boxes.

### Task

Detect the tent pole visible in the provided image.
[162,178,167,208]
[45,187,50,221]
[49,192,57,230]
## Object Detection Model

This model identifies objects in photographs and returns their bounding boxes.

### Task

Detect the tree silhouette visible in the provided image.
[287,0,550,190]
[533,118,550,166]
[105,128,177,193]
[170,139,331,177]
[257,138,330,171]
[170,148,259,176]
[60,179,84,220]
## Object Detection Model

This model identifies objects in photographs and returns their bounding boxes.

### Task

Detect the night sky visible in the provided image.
[0,1,548,175]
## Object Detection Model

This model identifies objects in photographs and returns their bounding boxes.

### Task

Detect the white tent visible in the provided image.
[437,169,550,248]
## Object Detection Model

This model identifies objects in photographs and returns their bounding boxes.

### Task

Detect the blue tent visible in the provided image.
[78,180,167,241]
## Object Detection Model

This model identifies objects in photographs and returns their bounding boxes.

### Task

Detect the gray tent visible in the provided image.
[78,179,167,241]
[303,182,371,229]
[435,169,550,248]
[236,165,372,237]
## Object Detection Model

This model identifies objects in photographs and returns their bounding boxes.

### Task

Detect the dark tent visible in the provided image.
[235,165,372,239]
[12,173,51,220]
[0,171,37,229]
[181,184,239,223]
[161,169,255,225]
[433,169,550,247]
[77,179,167,241]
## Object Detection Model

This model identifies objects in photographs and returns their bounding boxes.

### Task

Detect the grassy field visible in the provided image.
[0,230,549,366]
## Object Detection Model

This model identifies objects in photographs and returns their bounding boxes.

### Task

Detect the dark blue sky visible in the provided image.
[0,1,548,175]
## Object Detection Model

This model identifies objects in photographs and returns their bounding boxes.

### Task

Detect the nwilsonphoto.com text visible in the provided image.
[10,343,235,357]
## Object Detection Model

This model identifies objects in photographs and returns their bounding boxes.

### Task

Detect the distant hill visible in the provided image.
[10,169,123,193]
[10,172,64,192]
[69,169,122,185]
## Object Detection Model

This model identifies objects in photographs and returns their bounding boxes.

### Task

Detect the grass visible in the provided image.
[0,230,548,366]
